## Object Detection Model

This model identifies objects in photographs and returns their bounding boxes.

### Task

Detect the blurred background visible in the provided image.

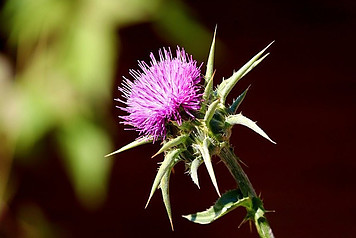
[0,0,355,237]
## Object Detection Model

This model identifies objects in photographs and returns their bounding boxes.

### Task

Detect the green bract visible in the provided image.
[108,28,275,237]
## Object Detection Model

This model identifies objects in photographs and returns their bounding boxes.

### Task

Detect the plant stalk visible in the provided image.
[219,143,274,238]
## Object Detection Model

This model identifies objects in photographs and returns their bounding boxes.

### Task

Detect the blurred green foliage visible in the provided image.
[0,0,212,234]
[0,0,163,211]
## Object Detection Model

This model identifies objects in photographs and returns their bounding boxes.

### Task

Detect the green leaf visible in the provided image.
[217,41,274,104]
[190,157,203,188]
[152,134,188,158]
[105,137,152,157]
[240,53,270,79]
[200,27,217,113]
[194,138,220,196]
[145,148,182,208]
[204,26,217,86]
[160,159,179,231]
[202,70,215,103]
[204,99,220,129]
[225,113,276,144]
[228,86,250,114]
[182,189,252,224]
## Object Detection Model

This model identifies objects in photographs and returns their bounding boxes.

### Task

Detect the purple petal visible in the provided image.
[119,47,202,141]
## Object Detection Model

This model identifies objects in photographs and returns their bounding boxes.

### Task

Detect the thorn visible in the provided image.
[237,157,249,168]
[104,150,119,158]
[169,219,174,231]
[238,217,249,229]
[212,69,216,78]
[145,197,152,209]
[204,69,216,87]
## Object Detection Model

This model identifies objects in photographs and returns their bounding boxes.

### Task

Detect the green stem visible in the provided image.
[219,143,256,197]
[219,143,274,238]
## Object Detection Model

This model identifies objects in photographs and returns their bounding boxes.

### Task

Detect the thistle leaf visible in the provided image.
[205,26,217,85]
[105,137,152,157]
[196,138,220,196]
[182,189,252,224]
[204,99,220,129]
[160,160,179,231]
[145,149,182,208]
[228,86,250,114]
[152,134,188,158]
[226,113,276,144]
[240,53,270,79]
[190,158,203,188]
[217,41,274,103]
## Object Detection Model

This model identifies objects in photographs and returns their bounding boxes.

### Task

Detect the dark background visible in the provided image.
[1,0,355,237]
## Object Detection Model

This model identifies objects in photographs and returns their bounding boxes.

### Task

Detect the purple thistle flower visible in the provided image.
[118,47,202,141]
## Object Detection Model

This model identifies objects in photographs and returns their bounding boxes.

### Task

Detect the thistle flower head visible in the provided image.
[119,47,202,140]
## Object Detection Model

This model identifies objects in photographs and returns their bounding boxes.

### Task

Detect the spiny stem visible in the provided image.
[219,143,274,238]
[219,143,256,197]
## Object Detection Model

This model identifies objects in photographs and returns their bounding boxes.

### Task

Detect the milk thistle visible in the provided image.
[107,29,276,238]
